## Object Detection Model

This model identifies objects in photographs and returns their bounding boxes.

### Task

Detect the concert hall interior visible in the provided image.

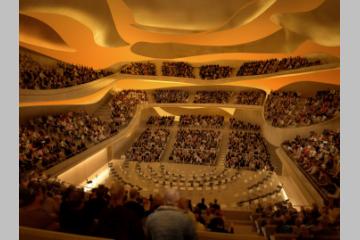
[19,0,340,240]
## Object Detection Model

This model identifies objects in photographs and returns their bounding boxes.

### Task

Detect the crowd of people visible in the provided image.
[252,200,339,239]
[282,129,340,203]
[229,118,261,131]
[179,115,224,128]
[237,56,322,76]
[125,128,170,162]
[110,90,148,127]
[20,170,236,239]
[199,65,233,80]
[193,91,232,104]
[146,116,175,126]
[119,62,156,76]
[153,89,189,103]
[161,62,195,78]
[225,131,272,171]
[236,90,266,105]
[19,111,112,174]
[264,90,340,127]
[20,52,113,89]
[170,129,221,165]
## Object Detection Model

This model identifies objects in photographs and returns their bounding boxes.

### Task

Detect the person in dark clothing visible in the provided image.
[59,188,90,235]
[123,188,145,220]
[95,184,145,240]
[83,185,110,228]
[196,198,208,212]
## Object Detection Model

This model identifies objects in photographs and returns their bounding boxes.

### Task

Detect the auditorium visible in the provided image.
[18,0,340,239]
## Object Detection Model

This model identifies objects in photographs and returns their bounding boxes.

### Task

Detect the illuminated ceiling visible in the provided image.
[19,0,339,70]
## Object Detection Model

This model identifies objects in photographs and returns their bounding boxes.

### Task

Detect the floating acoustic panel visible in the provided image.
[19,0,128,48]
[131,29,307,59]
[19,14,74,52]
[123,0,276,34]
[271,0,340,47]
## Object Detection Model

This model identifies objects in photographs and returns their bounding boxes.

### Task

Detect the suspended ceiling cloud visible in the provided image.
[124,0,276,34]
[131,29,308,59]
[18,0,339,69]
[271,0,340,47]
[19,0,128,48]
[19,14,74,52]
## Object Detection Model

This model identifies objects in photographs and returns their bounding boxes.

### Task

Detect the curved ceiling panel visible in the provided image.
[19,0,128,48]
[271,0,339,47]
[123,0,276,33]
[19,14,74,52]
[131,29,307,59]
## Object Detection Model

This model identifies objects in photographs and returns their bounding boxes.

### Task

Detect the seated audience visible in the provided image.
[162,62,195,78]
[237,56,322,76]
[282,129,340,202]
[146,116,175,126]
[236,90,266,105]
[19,111,112,174]
[225,131,272,171]
[169,129,221,165]
[251,200,339,239]
[119,62,156,76]
[20,52,113,89]
[229,118,261,131]
[153,89,190,103]
[179,115,224,128]
[193,91,232,104]
[125,128,170,162]
[110,90,148,127]
[264,90,339,127]
[199,65,233,80]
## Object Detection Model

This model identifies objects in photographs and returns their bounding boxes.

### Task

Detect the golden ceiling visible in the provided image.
[19,0,339,72]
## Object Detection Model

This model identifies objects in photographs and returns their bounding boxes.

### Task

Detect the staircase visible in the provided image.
[160,126,179,163]
[216,129,230,168]
[93,101,112,122]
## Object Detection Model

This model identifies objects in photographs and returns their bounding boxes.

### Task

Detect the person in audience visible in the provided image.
[120,62,156,75]
[199,65,233,80]
[95,184,145,240]
[145,188,197,240]
[153,89,190,103]
[20,52,113,89]
[196,198,208,213]
[162,62,195,78]
[264,90,339,127]
[124,188,145,221]
[193,91,232,104]
[20,181,59,230]
[237,56,321,76]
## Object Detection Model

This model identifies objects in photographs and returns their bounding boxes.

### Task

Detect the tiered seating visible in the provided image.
[264,90,340,127]
[19,111,113,173]
[282,129,340,202]
[229,118,261,131]
[250,201,339,240]
[199,65,233,80]
[125,128,170,162]
[161,61,195,78]
[193,91,232,104]
[119,62,156,75]
[20,52,113,89]
[146,116,175,126]
[152,89,190,103]
[225,131,272,171]
[236,90,266,105]
[109,90,148,127]
[179,115,225,128]
[237,56,322,76]
[170,129,221,165]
